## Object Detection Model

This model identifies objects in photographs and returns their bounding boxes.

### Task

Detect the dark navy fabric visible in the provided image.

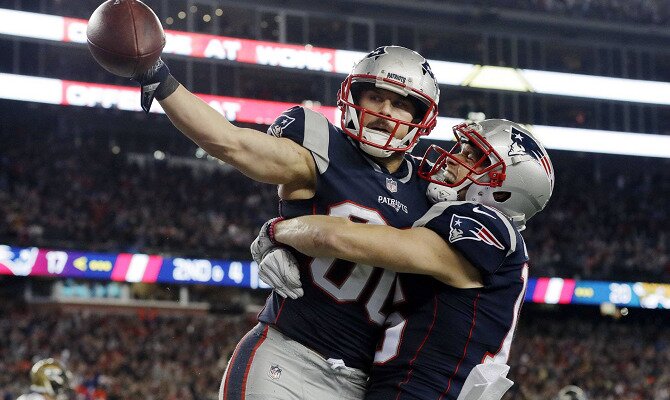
[366,202,528,399]
[258,106,433,372]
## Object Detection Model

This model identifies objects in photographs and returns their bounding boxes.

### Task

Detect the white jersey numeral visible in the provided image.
[374,279,407,363]
[310,202,395,325]
[374,312,406,363]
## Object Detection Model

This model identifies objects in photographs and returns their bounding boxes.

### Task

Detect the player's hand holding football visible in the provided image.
[86,0,180,113]
[132,58,180,113]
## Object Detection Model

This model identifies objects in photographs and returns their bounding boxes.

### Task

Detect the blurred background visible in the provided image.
[1,0,670,399]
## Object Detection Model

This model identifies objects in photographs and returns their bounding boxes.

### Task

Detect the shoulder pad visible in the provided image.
[267,106,304,138]
[267,106,333,174]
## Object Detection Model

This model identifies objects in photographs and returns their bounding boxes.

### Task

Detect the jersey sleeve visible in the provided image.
[413,202,516,274]
[267,106,332,174]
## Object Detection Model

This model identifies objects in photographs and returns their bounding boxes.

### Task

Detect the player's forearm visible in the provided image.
[274,216,349,259]
[158,87,313,185]
[275,217,484,288]
[160,85,240,156]
[274,216,410,269]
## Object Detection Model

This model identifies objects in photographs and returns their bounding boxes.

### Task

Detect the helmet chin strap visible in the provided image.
[359,142,394,158]
[358,127,418,158]
[359,127,394,157]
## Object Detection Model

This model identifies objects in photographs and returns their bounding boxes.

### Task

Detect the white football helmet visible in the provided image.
[338,46,440,158]
[29,358,73,400]
[418,119,554,230]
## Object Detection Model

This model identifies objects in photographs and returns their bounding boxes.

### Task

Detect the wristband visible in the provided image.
[155,73,180,100]
[267,217,285,245]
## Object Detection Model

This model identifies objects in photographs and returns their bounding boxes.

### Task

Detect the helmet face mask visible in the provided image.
[418,122,506,191]
[419,120,554,229]
[338,46,440,157]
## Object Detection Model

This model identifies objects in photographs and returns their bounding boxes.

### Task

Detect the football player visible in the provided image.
[126,44,440,399]
[17,358,74,400]
[254,120,554,399]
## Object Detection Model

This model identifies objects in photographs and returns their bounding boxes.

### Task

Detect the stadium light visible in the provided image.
[2,8,670,105]
[2,72,670,158]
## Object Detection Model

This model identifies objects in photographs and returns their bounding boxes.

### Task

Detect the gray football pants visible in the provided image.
[219,323,368,400]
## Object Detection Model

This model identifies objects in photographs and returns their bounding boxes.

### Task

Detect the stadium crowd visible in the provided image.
[1,128,669,282]
[0,302,254,400]
[0,129,277,261]
[504,309,670,400]
[1,302,668,400]
[527,153,670,282]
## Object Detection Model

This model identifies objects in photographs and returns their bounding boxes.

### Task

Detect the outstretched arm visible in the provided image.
[159,86,316,186]
[273,216,483,288]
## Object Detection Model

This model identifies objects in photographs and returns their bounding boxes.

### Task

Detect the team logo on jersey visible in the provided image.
[269,115,296,137]
[268,364,282,380]
[508,127,554,189]
[385,178,398,193]
[448,214,504,250]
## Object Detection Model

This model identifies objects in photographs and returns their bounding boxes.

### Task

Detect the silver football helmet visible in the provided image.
[418,119,554,230]
[338,46,440,158]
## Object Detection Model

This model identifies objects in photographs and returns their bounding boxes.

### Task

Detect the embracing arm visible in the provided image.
[274,216,483,288]
[158,86,316,186]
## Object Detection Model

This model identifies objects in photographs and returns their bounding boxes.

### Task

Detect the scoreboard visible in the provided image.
[2,244,669,309]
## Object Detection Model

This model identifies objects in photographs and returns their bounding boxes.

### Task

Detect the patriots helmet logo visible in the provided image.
[448,214,504,250]
[365,47,387,60]
[508,126,554,189]
[421,61,435,80]
[269,114,296,137]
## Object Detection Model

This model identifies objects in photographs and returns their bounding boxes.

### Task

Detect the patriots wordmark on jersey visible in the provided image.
[367,201,529,400]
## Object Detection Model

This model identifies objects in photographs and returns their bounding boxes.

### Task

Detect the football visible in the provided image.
[86,0,165,78]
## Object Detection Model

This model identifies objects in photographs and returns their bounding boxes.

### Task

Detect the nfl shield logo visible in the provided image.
[268,364,282,380]
[386,178,398,193]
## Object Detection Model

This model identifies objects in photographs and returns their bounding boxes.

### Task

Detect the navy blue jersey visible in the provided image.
[367,201,528,399]
[258,106,433,372]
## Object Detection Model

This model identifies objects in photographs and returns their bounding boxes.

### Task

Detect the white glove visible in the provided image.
[250,217,284,264]
[259,248,304,299]
[456,363,513,400]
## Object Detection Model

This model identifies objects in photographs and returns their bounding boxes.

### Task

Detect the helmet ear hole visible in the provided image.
[492,191,511,202]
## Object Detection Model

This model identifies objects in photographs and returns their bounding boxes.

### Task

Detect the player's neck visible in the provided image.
[370,152,404,173]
